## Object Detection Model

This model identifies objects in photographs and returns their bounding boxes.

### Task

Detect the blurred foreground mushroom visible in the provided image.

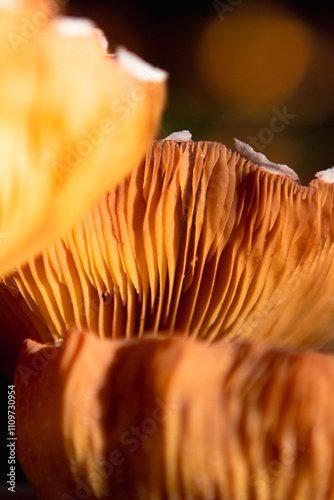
[15,330,334,500]
[0,0,167,277]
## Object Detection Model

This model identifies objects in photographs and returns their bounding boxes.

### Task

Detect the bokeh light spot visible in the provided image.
[198,3,314,117]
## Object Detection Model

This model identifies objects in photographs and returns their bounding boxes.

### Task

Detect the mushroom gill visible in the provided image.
[0,0,167,277]
[2,137,334,370]
[15,330,334,500]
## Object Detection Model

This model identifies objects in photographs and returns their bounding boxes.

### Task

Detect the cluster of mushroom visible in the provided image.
[1,1,334,499]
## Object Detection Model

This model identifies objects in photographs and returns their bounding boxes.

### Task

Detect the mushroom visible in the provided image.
[0,0,166,378]
[2,2,334,499]
[0,0,167,277]
[2,137,334,370]
[4,133,334,497]
[15,330,334,500]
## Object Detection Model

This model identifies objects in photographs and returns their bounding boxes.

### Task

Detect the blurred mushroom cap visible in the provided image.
[0,0,167,276]
[14,330,334,499]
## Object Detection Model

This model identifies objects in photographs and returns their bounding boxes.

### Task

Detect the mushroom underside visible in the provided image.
[2,139,334,378]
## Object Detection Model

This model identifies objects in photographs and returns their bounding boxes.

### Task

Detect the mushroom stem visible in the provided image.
[15,331,334,500]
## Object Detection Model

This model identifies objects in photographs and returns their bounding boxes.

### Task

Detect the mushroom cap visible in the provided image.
[15,330,334,499]
[0,0,167,277]
[2,137,334,372]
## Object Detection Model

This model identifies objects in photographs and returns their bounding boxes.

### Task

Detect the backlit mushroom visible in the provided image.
[0,0,167,277]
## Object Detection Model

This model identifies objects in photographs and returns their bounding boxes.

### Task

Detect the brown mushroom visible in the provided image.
[5,133,334,499]
[15,330,334,500]
[2,136,334,369]
[2,3,334,500]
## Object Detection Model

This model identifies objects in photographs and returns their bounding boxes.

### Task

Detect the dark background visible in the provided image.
[2,0,334,497]
[63,0,334,185]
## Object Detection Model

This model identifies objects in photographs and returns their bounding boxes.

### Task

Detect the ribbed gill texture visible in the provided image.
[2,139,334,349]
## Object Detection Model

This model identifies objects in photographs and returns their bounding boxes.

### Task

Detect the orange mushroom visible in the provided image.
[2,136,334,369]
[4,133,334,498]
[0,0,166,378]
[15,330,334,500]
[2,2,334,499]
[0,0,167,277]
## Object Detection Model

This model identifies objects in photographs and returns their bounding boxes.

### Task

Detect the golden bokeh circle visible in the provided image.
[198,4,314,114]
